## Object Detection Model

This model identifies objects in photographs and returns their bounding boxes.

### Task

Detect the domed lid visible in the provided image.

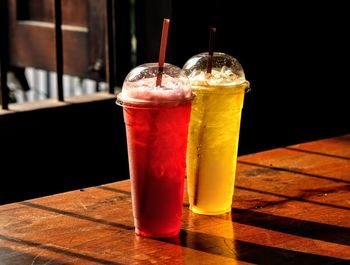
[183,52,249,89]
[117,63,193,107]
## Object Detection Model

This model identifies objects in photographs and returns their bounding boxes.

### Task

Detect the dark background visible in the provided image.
[0,99,129,204]
[136,0,350,154]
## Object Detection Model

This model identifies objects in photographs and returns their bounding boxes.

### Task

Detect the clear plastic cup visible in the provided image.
[117,63,194,237]
[183,52,250,215]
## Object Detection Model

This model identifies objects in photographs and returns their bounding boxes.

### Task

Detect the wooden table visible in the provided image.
[1,135,350,264]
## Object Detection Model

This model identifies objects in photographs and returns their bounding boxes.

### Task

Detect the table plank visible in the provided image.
[1,134,350,264]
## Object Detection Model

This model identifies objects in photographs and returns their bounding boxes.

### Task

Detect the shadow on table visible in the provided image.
[0,236,121,265]
[159,230,348,265]
[237,160,350,185]
[232,208,350,246]
[236,185,350,211]
[0,246,71,265]
[285,147,350,160]
[20,201,134,230]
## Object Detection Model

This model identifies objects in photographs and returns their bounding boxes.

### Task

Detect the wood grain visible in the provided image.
[1,134,349,264]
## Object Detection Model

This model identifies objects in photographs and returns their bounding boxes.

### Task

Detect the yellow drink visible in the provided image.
[187,82,247,215]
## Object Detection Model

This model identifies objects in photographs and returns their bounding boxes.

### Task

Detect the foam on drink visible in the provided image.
[184,52,248,87]
[117,63,193,107]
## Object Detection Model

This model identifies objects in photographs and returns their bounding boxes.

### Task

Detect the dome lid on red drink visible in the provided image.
[183,52,250,89]
[117,63,193,107]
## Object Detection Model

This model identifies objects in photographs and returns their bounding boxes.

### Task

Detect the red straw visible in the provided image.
[207,27,216,74]
[156,18,170,87]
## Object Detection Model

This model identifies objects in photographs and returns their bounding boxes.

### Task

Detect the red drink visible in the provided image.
[124,103,191,237]
[117,63,193,237]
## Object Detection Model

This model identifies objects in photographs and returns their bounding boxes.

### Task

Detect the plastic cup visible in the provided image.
[183,52,250,215]
[117,63,194,237]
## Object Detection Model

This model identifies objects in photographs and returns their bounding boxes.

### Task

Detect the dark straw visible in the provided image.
[206,27,216,74]
[193,27,217,206]
[156,18,170,87]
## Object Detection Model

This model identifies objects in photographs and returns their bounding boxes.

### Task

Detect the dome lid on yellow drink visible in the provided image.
[183,52,250,90]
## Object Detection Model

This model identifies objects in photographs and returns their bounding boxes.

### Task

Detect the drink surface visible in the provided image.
[187,83,245,215]
[124,102,191,237]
